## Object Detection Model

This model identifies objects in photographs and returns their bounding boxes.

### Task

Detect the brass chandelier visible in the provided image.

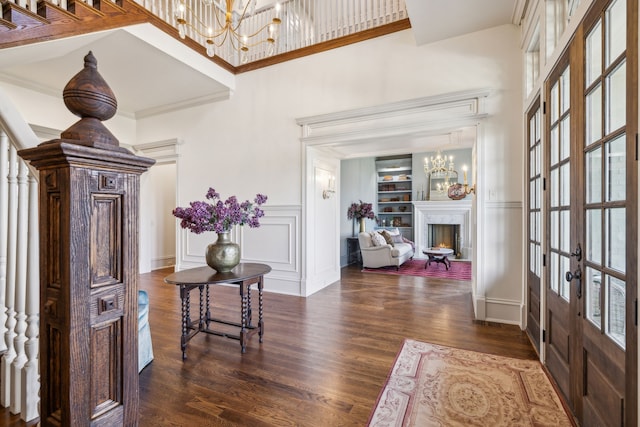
[175,0,282,61]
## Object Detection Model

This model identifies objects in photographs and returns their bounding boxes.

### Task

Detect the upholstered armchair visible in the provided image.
[138,290,154,372]
[358,230,414,270]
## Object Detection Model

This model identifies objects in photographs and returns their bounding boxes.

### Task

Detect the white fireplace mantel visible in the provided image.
[413,200,473,260]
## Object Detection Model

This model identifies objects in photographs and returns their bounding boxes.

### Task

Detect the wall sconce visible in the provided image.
[462,165,475,195]
[323,175,336,199]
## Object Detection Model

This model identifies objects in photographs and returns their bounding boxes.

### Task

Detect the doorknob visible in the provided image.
[570,244,582,261]
[565,268,582,298]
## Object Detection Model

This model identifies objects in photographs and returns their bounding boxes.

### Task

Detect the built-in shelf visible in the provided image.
[375,155,413,239]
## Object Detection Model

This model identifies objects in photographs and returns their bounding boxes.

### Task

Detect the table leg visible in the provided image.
[205,285,211,328]
[179,285,189,360]
[425,255,433,269]
[240,281,249,353]
[247,285,253,327]
[258,276,264,343]
[198,285,205,331]
[445,256,450,270]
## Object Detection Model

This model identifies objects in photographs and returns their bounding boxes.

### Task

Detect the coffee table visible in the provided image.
[423,248,454,270]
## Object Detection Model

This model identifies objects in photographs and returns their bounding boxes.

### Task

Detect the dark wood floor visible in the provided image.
[2,263,537,426]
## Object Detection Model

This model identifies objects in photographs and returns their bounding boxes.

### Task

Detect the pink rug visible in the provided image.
[368,339,574,426]
[363,259,471,281]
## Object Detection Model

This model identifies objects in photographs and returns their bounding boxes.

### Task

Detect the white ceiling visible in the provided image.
[0,1,518,153]
[404,0,520,46]
[0,26,233,119]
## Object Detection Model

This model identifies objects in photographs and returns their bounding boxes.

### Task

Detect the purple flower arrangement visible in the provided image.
[173,188,268,234]
[347,200,375,220]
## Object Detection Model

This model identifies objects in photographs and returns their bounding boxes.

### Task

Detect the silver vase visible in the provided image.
[206,231,240,273]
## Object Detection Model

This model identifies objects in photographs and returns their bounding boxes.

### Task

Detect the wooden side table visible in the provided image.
[347,237,362,265]
[164,263,271,358]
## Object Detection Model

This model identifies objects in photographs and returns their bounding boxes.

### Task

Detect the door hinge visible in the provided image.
[542,330,546,342]
[635,299,638,326]
[542,254,546,267]
[635,134,638,161]
[543,102,546,115]
[542,177,546,191]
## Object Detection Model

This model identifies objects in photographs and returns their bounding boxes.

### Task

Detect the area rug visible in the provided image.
[368,339,573,427]
[363,259,471,281]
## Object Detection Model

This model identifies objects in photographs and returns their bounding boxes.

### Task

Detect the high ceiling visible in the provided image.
[0,0,521,153]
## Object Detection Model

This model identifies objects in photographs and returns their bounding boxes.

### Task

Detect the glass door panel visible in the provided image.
[585,266,602,328]
[526,100,542,352]
[605,275,625,347]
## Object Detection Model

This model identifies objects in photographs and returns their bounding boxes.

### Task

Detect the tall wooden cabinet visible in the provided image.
[375,155,413,239]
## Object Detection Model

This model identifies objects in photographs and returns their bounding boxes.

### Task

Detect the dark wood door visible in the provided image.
[544,57,574,406]
[545,0,637,425]
[572,0,636,425]
[526,98,542,354]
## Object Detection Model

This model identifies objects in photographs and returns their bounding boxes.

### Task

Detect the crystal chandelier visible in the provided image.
[175,0,282,62]
[424,150,456,194]
[424,150,454,177]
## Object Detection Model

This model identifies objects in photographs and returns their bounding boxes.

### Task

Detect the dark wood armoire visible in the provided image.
[19,52,154,426]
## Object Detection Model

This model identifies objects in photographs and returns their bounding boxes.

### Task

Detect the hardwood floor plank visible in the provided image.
[2,264,537,426]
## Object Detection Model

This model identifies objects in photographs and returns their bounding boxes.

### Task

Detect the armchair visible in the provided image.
[358,231,414,270]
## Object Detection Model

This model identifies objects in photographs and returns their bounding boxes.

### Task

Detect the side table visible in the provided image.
[164,263,271,358]
[347,237,362,265]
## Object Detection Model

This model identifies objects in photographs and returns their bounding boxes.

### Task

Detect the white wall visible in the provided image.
[340,158,376,266]
[134,24,523,322]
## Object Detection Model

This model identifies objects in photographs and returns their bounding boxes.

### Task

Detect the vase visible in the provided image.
[205,231,240,273]
[359,217,366,233]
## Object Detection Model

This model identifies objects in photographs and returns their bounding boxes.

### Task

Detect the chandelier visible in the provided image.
[424,150,457,195]
[175,0,282,62]
[424,150,454,177]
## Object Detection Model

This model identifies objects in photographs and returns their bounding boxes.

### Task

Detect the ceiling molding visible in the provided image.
[297,89,491,146]
[134,90,231,119]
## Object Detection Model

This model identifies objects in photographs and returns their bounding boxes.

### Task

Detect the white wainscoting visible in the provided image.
[475,201,524,326]
[176,205,302,295]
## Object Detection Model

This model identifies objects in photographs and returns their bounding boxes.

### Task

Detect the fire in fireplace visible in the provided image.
[428,224,460,255]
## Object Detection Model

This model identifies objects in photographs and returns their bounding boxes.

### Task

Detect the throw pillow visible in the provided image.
[386,227,404,244]
[370,231,387,247]
[379,230,394,246]
[391,234,404,244]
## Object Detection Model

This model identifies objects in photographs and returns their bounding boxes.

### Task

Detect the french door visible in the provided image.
[543,0,637,425]
[526,98,542,355]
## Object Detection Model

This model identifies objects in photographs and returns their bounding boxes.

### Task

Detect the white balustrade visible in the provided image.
[1,143,18,409]
[21,172,39,422]
[0,132,9,356]
[0,127,40,421]
[10,160,29,414]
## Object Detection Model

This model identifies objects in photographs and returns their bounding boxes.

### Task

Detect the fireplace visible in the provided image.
[413,200,472,260]
[428,224,460,254]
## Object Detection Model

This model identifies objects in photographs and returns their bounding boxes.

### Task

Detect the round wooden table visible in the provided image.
[422,248,454,270]
[164,263,271,359]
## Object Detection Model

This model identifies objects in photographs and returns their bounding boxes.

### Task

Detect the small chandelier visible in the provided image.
[424,150,454,177]
[425,150,457,195]
[175,0,282,62]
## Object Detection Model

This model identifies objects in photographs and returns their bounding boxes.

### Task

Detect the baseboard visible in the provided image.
[475,296,522,326]
[151,256,175,270]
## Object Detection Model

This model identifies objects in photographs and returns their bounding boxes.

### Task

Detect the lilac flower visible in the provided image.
[173,188,268,234]
[346,200,375,220]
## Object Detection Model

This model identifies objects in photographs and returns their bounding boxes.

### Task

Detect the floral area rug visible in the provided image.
[363,259,471,281]
[368,339,574,427]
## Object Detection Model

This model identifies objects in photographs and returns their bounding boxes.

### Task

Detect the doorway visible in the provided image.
[541,0,637,424]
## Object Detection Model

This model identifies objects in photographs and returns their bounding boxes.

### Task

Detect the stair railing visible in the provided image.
[0,88,41,422]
